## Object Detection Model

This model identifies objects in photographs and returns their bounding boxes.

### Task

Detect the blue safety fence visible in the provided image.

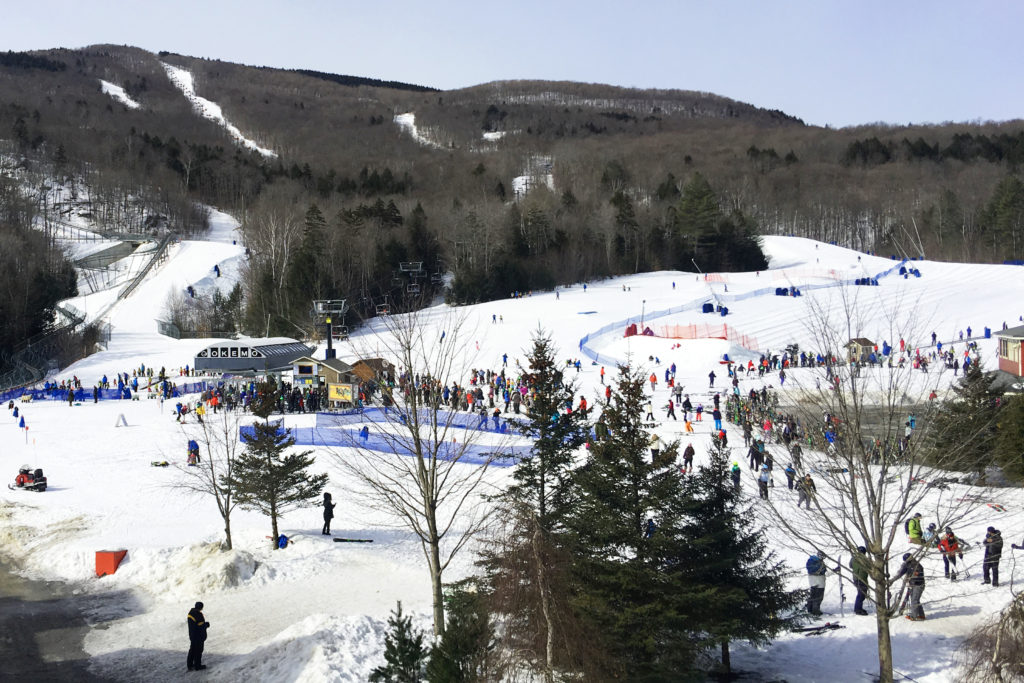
[578,259,909,368]
[0,380,219,404]
[240,408,524,467]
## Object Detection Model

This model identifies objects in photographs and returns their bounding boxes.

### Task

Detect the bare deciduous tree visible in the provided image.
[330,310,508,636]
[753,289,993,683]
[172,410,242,550]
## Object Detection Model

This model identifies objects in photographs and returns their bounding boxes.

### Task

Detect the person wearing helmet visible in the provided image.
[15,465,32,487]
[730,462,742,490]
[805,550,828,616]
[757,464,771,500]
[983,527,1003,587]
[937,528,963,580]
[906,513,924,545]
[797,474,816,509]
[895,552,926,621]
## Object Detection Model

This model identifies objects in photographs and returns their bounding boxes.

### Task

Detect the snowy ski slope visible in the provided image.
[2,220,1023,681]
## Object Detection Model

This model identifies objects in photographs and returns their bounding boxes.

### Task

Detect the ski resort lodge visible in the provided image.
[193,338,314,374]
[996,324,1024,377]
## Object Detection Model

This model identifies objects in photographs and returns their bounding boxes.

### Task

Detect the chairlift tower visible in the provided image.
[312,299,349,360]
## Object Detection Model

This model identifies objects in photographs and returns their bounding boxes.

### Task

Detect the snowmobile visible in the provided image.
[10,465,47,492]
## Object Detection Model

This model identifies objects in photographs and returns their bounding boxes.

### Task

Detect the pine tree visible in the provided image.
[370,601,428,683]
[232,421,328,548]
[564,365,693,679]
[676,438,804,674]
[993,395,1024,481]
[928,355,1003,475]
[426,581,495,683]
[479,329,591,680]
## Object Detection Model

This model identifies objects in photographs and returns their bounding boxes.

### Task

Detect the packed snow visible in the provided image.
[99,80,142,110]
[2,218,1024,680]
[161,63,277,158]
[393,112,448,149]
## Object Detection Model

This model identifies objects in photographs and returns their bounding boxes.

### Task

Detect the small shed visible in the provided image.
[996,324,1024,377]
[845,338,875,363]
[351,358,395,384]
[288,356,358,407]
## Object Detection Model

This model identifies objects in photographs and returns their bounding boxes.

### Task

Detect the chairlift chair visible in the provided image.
[407,283,421,294]
[375,304,390,316]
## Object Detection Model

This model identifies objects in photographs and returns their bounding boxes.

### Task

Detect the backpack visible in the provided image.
[904,519,910,534]
[806,555,823,574]
[277,534,289,549]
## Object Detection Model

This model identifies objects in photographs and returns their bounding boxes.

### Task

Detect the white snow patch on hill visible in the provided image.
[99,80,141,109]
[161,62,277,158]
[393,112,447,149]
[512,155,555,198]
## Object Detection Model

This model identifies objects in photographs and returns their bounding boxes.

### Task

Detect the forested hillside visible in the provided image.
[1,45,1022,341]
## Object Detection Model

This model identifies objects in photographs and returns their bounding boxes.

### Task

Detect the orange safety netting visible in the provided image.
[654,323,758,350]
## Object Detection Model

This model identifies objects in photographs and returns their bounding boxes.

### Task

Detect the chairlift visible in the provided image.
[399,261,424,273]
[375,304,390,316]
[430,272,444,284]
[407,283,421,294]
[332,326,349,341]
[391,277,403,287]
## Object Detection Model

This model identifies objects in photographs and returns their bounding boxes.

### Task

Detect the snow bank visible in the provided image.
[214,614,388,682]
[99,80,142,109]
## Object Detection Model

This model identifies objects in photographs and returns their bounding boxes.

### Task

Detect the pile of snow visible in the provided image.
[161,63,276,158]
[99,80,142,109]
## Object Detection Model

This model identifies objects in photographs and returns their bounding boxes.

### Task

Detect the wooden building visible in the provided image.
[996,324,1024,377]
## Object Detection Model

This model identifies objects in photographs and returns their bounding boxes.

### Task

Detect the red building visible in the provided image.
[996,324,1024,377]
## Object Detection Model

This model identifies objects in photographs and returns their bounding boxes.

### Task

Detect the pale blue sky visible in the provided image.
[3,0,1021,128]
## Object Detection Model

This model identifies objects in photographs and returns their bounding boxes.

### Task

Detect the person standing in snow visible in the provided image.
[682,443,695,473]
[322,492,336,535]
[805,551,828,616]
[644,400,655,422]
[797,474,816,509]
[187,601,210,671]
[983,527,1003,586]
[895,553,926,621]
[757,465,770,500]
[650,434,662,460]
[850,546,870,615]
[708,370,716,388]
[937,528,963,580]
[665,399,677,420]
[730,462,742,490]
[906,512,924,545]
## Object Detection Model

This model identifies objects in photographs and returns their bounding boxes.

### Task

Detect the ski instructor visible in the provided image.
[187,601,210,671]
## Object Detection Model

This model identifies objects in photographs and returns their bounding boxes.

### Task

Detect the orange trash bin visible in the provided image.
[96,549,127,577]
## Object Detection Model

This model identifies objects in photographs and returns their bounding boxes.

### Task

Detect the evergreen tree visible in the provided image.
[426,581,495,683]
[232,421,328,547]
[508,328,590,529]
[479,329,592,680]
[928,355,1003,475]
[993,395,1024,481]
[370,601,428,683]
[676,439,804,674]
[564,365,694,679]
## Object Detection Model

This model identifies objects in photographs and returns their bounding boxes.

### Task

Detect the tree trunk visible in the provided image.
[270,500,279,550]
[426,515,446,636]
[532,519,554,682]
[223,518,232,551]
[874,582,894,683]
[721,639,731,674]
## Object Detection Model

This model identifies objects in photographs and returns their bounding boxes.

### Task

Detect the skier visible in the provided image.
[322,492,336,535]
[730,462,742,490]
[712,407,722,431]
[708,370,716,388]
[805,551,828,616]
[187,601,210,671]
[784,463,796,490]
[665,399,677,420]
[850,546,870,615]
[644,400,655,422]
[983,527,1003,586]
[894,553,926,621]
[937,527,963,580]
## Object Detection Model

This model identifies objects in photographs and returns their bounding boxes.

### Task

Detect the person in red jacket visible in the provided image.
[937,528,964,580]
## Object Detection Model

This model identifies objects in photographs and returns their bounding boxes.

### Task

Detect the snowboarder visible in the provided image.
[937,528,963,580]
[983,527,1003,586]
[187,601,210,671]
[850,546,870,615]
[322,492,336,535]
[805,551,828,616]
[894,553,926,621]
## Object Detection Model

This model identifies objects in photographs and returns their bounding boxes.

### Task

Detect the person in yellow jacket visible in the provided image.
[195,401,206,424]
[906,512,924,545]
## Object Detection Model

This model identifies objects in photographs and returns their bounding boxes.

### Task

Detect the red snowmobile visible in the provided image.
[10,465,47,492]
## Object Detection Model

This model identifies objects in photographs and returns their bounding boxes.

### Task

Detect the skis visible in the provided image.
[333,538,374,543]
[151,461,169,467]
[795,622,845,636]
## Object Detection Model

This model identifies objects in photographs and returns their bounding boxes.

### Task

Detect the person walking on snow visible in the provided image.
[322,492,336,535]
[895,553,927,621]
[708,370,716,388]
[797,474,816,509]
[665,399,677,420]
[644,401,655,422]
[906,513,924,545]
[682,443,695,473]
[187,601,210,671]
[757,465,770,500]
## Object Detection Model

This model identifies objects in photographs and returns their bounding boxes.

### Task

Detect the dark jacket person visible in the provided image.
[187,601,210,671]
